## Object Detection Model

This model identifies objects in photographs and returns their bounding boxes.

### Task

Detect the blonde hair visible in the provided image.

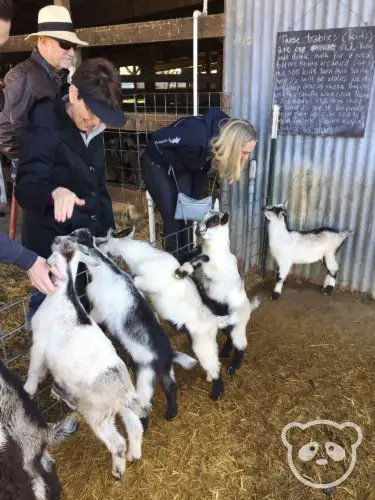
[210,118,257,182]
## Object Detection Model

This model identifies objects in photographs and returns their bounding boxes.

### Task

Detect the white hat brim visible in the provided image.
[25,31,88,46]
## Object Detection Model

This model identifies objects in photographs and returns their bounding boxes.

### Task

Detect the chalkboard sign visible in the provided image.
[273,27,375,137]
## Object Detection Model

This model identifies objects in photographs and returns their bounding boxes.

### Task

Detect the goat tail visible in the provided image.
[172,351,197,370]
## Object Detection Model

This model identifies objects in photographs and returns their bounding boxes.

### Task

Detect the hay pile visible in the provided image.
[1,211,375,499]
[51,279,375,500]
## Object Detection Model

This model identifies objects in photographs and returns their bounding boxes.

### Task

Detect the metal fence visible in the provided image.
[102,90,268,268]
[103,91,231,200]
[0,298,67,420]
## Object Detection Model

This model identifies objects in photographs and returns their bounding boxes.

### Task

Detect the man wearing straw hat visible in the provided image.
[0,4,88,163]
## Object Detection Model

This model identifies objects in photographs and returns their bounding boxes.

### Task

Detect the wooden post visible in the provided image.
[54,0,71,9]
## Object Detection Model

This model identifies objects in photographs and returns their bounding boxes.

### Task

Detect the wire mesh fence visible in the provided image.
[103,92,231,203]
[0,298,67,420]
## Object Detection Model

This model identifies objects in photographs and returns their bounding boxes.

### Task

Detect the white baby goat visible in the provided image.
[95,228,233,401]
[174,209,260,375]
[24,237,144,480]
[263,201,353,299]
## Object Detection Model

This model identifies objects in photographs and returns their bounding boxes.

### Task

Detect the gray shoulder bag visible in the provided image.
[170,166,218,223]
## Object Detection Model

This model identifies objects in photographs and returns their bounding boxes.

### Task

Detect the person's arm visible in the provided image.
[0,231,37,269]
[15,122,59,213]
[0,68,34,161]
[97,161,116,233]
[15,122,84,221]
[0,232,64,294]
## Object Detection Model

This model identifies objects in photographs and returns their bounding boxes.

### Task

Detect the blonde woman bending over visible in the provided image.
[141,109,257,255]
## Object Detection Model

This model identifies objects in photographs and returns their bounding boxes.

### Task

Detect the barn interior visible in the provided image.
[1,3,375,500]
[1,0,226,210]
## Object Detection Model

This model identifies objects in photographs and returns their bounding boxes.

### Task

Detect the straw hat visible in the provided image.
[25,5,88,46]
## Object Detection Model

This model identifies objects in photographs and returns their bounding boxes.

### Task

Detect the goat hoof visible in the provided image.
[323,286,334,296]
[165,409,178,421]
[140,417,149,433]
[112,468,123,480]
[173,270,187,280]
[228,365,238,376]
[271,292,280,300]
[210,377,224,401]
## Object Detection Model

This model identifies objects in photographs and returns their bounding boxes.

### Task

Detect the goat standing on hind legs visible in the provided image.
[174,209,260,376]
[263,201,354,300]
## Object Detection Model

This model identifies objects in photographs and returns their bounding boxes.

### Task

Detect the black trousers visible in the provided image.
[141,152,199,255]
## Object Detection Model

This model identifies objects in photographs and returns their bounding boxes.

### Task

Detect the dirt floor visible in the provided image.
[1,210,375,499]
[50,277,375,500]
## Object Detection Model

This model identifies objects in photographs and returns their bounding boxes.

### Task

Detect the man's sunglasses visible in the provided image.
[53,38,77,51]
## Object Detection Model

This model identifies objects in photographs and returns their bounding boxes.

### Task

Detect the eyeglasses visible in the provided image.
[53,38,77,51]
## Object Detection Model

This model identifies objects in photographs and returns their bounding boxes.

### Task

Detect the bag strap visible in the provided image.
[209,171,218,197]
[169,165,181,193]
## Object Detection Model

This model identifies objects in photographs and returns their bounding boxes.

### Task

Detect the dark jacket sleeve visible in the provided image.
[151,122,206,172]
[0,67,34,161]
[0,232,37,270]
[15,123,59,213]
[97,170,116,233]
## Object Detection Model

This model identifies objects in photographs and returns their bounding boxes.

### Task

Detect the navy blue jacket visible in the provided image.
[0,232,37,270]
[146,108,229,196]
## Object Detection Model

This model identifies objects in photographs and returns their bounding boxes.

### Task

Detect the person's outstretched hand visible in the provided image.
[27,256,65,295]
[52,187,85,223]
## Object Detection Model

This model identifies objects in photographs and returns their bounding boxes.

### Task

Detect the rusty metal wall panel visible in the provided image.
[223,0,375,297]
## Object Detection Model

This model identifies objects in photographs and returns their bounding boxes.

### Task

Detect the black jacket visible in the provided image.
[15,96,115,258]
[146,108,229,195]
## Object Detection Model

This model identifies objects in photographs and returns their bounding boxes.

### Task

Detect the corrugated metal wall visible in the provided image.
[223,0,375,298]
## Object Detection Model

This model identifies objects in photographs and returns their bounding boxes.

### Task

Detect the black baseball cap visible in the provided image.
[72,81,126,128]
[80,90,125,128]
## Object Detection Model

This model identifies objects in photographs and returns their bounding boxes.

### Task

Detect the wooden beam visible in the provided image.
[122,112,186,132]
[54,0,71,10]
[2,14,225,53]
[72,0,207,28]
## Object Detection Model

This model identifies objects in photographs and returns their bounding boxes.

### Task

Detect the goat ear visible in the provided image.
[221,212,229,225]
[213,198,220,212]
[264,211,272,221]
[47,252,59,268]
[94,236,107,246]
[283,200,288,210]
[112,227,135,239]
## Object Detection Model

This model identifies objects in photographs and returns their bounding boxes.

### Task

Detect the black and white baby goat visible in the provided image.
[263,201,354,299]
[95,227,235,401]
[174,210,260,375]
[24,236,144,480]
[0,361,78,500]
[69,228,197,428]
